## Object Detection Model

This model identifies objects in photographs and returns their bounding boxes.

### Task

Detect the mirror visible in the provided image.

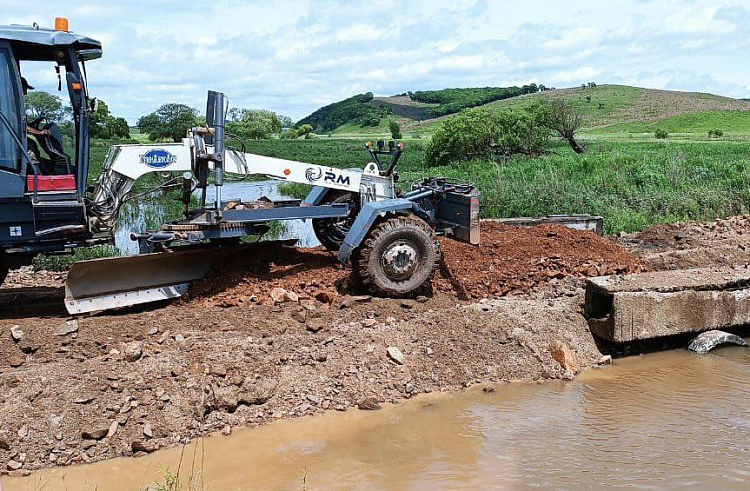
[89,97,99,114]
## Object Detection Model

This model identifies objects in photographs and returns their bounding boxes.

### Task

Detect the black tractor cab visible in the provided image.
[0,20,104,277]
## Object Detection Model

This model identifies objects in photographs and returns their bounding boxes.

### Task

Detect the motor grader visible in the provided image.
[0,18,479,314]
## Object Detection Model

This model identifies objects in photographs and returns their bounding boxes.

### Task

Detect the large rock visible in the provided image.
[56,320,79,336]
[122,341,143,362]
[549,341,580,374]
[10,325,23,342]
[687,330,748,354]
[386,347,405,365]
[82,426,109,440]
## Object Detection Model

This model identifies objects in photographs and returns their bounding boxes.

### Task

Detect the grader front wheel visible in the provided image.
[354,215,440,297]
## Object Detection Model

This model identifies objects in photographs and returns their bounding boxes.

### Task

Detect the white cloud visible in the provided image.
[3,0,750,123]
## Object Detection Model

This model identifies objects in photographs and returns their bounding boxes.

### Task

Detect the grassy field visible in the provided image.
[334,85,750,138]
[246,138,750,235]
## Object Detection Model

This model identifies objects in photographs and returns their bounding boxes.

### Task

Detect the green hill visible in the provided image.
[405,85,750,136]
[299,84,750,137]
[298,86,541,133]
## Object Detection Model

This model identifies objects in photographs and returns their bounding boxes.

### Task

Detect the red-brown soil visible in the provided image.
[188,223,645,307]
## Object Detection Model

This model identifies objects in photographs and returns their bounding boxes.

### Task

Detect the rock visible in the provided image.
[123,341,143,362]
[549,341,580,374]
[82,426,109,440]
[416,295,429,303]
[357,397,381,410]
[73,395,96,404]
[56,320,79,336]
[270,287,289,304]
[339,295,372,309]
[17,426,28,439]
[9,355,24,368]
[221,425,232,436]
[0,438,8,450]
[306,318,325,333]
[106,421,119,438]
[688,330,748,354]
[10,325,23,342]
[7,460,22,471]
[386,346,405,365]
[284,290,299,303]
[400,300,415,309]
[147,327,159,336]
[291,309,307,323]
[313,290,334,303]
[425,347,434,355]
[597,355,613,365]
[174,334,186,343]
[143,423,153,439]
[131,440,157,453]
[361,319,377,328]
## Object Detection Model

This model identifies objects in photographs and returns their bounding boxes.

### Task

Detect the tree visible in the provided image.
[227,109,282,140]
[89,99,130,139]
[137,103,199,142]
[425,105,550,167]
[280,123,313,140]
[24,91,64,121]
[545,99,585,154]
[389,120,402,139]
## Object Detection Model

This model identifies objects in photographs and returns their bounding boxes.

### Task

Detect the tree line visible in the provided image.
[25,91,130,139]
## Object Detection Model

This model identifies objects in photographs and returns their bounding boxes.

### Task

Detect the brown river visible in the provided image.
[4,345,750,490]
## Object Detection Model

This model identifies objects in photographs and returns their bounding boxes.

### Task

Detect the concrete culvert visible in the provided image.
[687,330,748,354]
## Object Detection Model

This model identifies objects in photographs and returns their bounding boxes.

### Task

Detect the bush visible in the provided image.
[425,105,550,167]
[654,128,669,139]
[708,129,724,138]
[32,245,120,272]
[389,120,402,139]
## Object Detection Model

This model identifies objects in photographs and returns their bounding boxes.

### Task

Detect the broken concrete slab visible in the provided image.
[585,266,750,343]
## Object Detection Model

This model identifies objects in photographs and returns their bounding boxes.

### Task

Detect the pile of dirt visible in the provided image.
[617,216,750,270]
[188,223,645,307]
[437,223,645,298]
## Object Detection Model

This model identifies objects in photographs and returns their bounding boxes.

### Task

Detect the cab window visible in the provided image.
[0,48,21,172]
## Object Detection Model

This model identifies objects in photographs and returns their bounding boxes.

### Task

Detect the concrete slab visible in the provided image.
[584,266,750,343]
[483,214,603,236]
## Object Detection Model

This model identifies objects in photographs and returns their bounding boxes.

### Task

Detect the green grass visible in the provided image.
[588,110,750,136]
[243,137,750,234]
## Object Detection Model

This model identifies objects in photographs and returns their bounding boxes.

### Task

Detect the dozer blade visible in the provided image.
[64,241,295,315]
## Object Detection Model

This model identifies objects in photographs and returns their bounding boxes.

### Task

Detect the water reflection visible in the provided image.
[114,181,321,255]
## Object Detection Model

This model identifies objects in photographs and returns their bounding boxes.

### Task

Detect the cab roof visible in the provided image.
[0,24,102,61]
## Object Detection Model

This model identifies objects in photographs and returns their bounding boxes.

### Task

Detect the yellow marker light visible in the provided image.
[71,82,82,90]
[54,17,69,32]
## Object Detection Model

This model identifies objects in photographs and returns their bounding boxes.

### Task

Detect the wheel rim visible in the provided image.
[380,240,420,280]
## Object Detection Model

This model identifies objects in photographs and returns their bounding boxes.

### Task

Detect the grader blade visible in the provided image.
[64,240,295,315]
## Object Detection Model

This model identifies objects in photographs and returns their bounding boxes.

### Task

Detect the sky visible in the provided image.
[2,0,749,124]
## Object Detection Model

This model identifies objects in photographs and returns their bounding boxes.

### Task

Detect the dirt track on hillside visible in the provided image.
[0,223,645,475]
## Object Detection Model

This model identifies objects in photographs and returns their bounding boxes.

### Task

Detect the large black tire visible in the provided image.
[354,215,440,296]
[312,191,359,251]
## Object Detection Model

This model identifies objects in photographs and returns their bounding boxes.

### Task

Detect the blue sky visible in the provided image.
[3,0,748,123]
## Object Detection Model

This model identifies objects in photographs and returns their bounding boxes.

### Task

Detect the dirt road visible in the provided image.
[0,223,647,474]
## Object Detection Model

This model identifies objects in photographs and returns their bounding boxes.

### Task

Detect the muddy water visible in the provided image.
[6,346,750,490]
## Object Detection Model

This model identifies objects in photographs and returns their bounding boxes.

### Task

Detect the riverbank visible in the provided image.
[0,216,742,476]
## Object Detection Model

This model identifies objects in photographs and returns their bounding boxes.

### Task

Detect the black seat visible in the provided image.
[27,118,72,176]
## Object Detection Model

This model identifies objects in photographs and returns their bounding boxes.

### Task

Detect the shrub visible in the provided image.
[32,245,120,272]
[708,129,724,138]
[389,120,402,139]
[425,105,550,167]
[655,128,669,139]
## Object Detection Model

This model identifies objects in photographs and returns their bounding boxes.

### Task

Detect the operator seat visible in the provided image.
[27,118,71,175]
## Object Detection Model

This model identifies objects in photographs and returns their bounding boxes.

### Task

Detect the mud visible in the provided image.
[0,223,643,475]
